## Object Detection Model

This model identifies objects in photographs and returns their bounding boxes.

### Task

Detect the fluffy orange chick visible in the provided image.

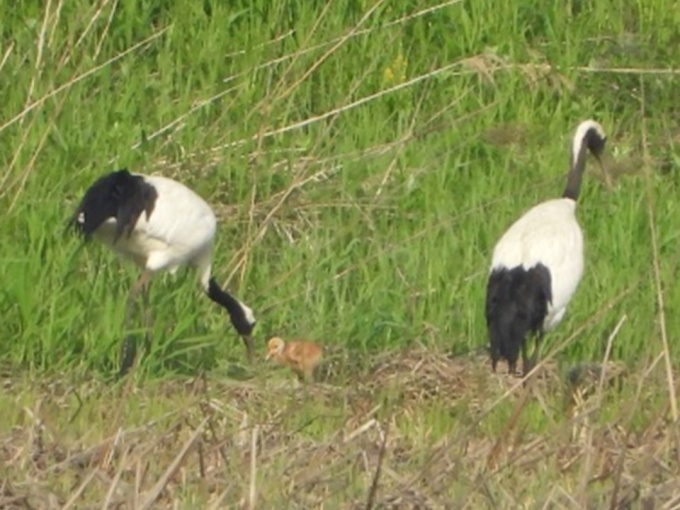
[266,336,323,381]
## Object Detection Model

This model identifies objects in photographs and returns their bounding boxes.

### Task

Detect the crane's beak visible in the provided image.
[242,334,254,364]
[596,153,612,190]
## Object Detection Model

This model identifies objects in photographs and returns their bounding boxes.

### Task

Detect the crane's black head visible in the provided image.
[69,168,158,242]
[584,125,606,160]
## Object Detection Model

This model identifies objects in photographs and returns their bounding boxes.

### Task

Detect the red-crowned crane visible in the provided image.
[69,168,257,373]
[485,120,607,376]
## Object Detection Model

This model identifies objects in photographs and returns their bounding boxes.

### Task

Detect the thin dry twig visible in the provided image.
[225,0,462,73]
[466,60,680,78]
[248,425,259,510]
[365,420,390,510]
[61,467,99,510]
[639,77,677,422]
[101,445,132,510]
[250,59,466,143]
[0,41,14,75]
[128,83,243,153]
[24,0,52,110]
[278,0,389,105]
[7,90,69,212]
[95,0,118,60]
[138,417,209,510]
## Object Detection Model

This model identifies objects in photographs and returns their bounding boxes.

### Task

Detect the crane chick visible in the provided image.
[69,168,257,373]
[485,120,607,376]
[266,336,323,382]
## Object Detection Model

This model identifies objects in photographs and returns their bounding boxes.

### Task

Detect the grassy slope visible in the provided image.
[1,0,680,507]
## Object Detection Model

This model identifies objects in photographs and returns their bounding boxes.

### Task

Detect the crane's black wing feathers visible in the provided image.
[70,168,158,242]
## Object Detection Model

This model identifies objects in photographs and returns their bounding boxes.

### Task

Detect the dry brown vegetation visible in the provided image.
[1,346,677,509]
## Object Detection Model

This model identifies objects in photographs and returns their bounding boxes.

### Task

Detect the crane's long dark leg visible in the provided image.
[142,280,154,354]
[521,340,530,376]
[119,270,152,378]
[530,332,543,374]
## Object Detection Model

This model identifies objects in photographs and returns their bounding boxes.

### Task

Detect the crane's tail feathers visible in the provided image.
[488,308,527,374]
[486,264,552,374]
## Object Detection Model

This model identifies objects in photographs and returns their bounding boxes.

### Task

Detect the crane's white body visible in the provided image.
[490,197,584,331]
[91,175,217,290]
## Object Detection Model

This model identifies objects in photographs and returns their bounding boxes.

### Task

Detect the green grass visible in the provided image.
[2,0,680,507]
[2,0,679,374]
